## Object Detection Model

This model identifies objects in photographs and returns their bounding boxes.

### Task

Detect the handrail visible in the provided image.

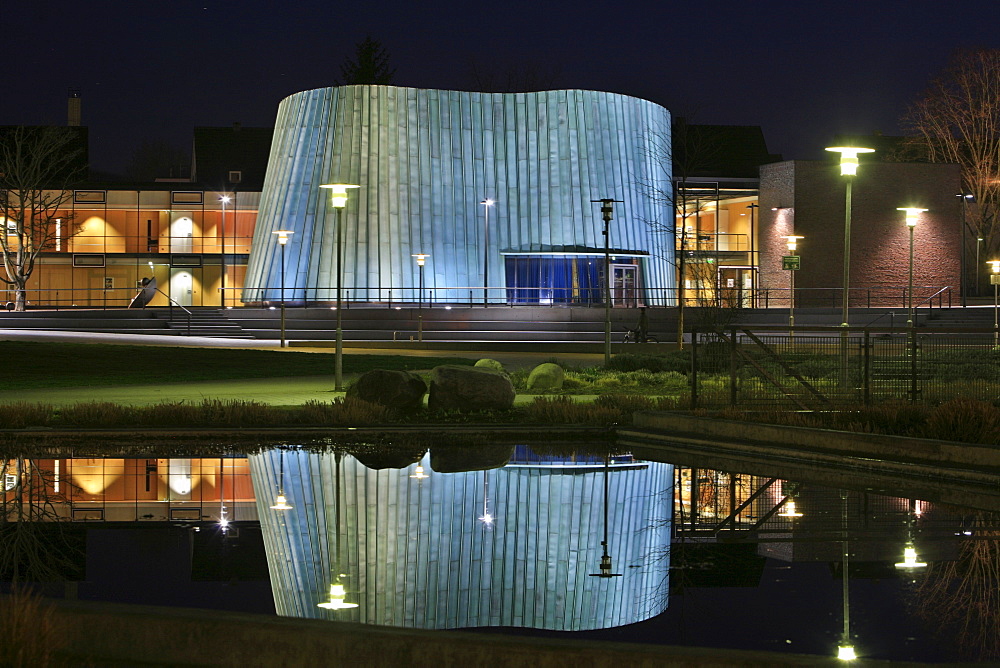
[153,288,192,336]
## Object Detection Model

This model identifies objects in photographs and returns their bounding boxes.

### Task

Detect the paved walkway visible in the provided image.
[0,329,605,407]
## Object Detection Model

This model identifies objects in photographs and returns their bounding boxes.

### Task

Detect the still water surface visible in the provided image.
[3,441,997,663]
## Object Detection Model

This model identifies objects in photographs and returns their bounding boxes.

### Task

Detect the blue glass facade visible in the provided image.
[243,85,673,305]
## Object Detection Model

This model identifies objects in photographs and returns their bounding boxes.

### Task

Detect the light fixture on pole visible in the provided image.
[747,202,758,307]
[412,254,429,342]
[272,230,294,348]
[825,145,874,326]
[592,198,623,365]
[220,195,230,308]
[782,235,803,334]
[956,193,974,305]
[826,145,874,391]
[270,450,292,511]
[320,183,361,392]
[990,260,1000,348]
[897,208,927,327]
[478,470,494,526]
[481,199,494,307]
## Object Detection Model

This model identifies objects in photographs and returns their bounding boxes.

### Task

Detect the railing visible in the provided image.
[691,324,999,409]
[5,283,955,311]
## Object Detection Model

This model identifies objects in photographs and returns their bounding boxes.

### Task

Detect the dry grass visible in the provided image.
[0,589,61,667]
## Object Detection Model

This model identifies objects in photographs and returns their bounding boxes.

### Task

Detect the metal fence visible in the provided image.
[691,326,1000,409]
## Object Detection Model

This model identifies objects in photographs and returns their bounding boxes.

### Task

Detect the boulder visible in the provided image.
[428,365,515,412]
[347,369,427,410]
[473,358,506,374]
[430,444,515,473]
[526,362,564,391]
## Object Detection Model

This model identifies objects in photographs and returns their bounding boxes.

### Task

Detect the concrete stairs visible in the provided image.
[154,309,253,338]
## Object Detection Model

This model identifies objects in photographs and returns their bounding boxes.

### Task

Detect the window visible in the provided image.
[228,170,242,184]
[171,191,203,205]
[73,254,106,267]
[74,190,107,203]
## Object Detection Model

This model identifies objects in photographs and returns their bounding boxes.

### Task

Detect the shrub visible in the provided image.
[297,397,394,426]
[0,589,60,667]
[59,402,137,427]
[0,402,54,429]
[920,398,1000,443]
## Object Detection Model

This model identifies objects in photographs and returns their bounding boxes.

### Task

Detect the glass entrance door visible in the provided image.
[612,264,638,306]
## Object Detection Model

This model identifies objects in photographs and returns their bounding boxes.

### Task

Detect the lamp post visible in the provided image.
[481,199,494,306]
[220,195,230,308]
[897,208,927,327]
[990,260,1000,348]
[782,236,803,335]
[747,202,758,307]
[412,253,429,342]
[956,193,974,305]
[272,230,294,348]
[826,145,874,390]
[593,198,623,365]
[320,183,360,392]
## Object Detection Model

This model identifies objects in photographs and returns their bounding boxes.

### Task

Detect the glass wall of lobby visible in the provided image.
[675,183,758,307]
[6,189,258,308]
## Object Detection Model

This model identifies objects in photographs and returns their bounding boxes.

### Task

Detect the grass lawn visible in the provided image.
[3,341,473,390]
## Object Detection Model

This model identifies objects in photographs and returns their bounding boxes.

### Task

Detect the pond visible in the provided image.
[2,440,997,663]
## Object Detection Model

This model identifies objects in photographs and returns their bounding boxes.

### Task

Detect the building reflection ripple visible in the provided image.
[248,447,673,630]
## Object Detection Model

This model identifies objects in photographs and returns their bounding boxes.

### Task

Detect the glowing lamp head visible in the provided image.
[895,544,928,569]
[778,499,804,517]
[897,207,927,227]
[783,235,804,252]
[317,582,359,610]
[220,195,231,204]
[270,493,292,510]
[825,146,875,176]
[411,253,430,267]
[989,260,1000,275]
[482,198,494,206]
[837,645,857,661]
[409,465,429,480]
[320,183,361,208]
[272,230,294,245]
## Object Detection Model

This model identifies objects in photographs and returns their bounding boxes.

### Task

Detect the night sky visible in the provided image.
[6,0,1000,176]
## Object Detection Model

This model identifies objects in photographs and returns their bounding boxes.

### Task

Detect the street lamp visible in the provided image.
[825,145,875,326]
[481,199,494,306]
[272,230,294,348]
[897,208,927,327]
[320,183,360,392]
[412,253,429,342]
[990,260,1000,348]
[747,202,759,307]
[783,235,803,334]
[593,198,623,365]
[220,195,230,308]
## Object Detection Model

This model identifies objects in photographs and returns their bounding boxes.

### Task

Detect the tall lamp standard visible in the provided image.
[746,202,759,307]
[272,230,294,348]
[990,260,1000,348]
[956,193,974,305]
[412,253,429,342]
[320,183,361,392]
[593,198,623,365]
[481,199,494,306]
[826,145,874,389]
[220,195,230,308]
[782,235,804,334]
[897,208,927,327]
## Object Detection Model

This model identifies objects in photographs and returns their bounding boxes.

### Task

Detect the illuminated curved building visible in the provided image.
[249,449,672,630]
[243,85,673,305]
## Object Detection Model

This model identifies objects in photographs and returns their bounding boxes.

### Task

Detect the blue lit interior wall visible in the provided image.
[250,450,673,631]
[243,85,673,304]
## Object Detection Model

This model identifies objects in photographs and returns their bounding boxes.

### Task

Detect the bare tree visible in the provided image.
[0,127,85,310]
[903,49,1000,287]
[337,36,396,85]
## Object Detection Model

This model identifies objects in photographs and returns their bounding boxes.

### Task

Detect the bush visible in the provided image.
[297,397,394,426]
[0,402,54,429]
[59,402,138,427]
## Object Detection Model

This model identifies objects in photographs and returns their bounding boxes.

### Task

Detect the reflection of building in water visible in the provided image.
[249,449,673,631]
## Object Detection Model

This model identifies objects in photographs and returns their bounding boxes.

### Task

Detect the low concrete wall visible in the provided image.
[629,412,1000,473]
[41,599,845,667]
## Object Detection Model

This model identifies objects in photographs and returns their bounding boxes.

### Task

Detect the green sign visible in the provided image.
[782,255,801,271]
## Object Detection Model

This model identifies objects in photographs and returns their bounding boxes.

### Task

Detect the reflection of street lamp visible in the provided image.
[783,235,803,334]
[481,199,494,306]
[320,183,360,392]
[318,452,358,611]
[990,260,1000,347]
[270,450,292,511]
[272,230,294,348]
[412,253,429,342]
[409,464,429,480]
[897,208,927,327]
[837,490,856,662]
[590,456,622,578]
[220,195,230,308]
[478,470,494,526]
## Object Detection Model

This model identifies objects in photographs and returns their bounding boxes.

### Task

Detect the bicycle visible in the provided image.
[622,329,658,343]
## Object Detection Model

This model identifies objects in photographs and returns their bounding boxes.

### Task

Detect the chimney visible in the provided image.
[68,89,82,127]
